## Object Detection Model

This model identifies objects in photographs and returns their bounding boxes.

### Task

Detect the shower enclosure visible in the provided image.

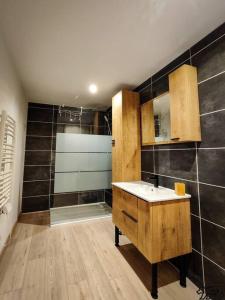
[50,106,112,225]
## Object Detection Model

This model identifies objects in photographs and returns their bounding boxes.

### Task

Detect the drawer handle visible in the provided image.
[122,210,137,223]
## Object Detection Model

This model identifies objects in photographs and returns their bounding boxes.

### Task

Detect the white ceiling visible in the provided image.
[0,0,225,108]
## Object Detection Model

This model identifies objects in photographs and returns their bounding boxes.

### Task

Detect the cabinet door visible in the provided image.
[138,199,153,261]
[169,64,201,141]
[112,91,123,182]
[150,200,192,263]
[141,101,155,145]
[112,187,138,246]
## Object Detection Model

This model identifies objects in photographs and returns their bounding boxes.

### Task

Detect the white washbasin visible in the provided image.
[112,181,191,203]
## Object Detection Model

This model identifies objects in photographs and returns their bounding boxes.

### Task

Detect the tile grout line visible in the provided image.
[191,213,225,230]
[142,147,225,151]
[23,194,49,198]
[141,170,197,183]
[193,248,225,272]
[200,108,225,116]
[198,181,225,189]
[137,31,224,94]
[200,217,225,230]
[195,142,206,288]
[151,77,156,175]
[190,32,225,58]
[142,171,225,190]
[198,70,225,85]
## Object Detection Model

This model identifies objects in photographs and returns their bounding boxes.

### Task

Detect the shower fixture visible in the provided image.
[58,105,83,122]
[104,115,111,135]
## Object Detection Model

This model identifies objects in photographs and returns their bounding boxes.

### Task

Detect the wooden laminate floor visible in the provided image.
[0,214,199,300]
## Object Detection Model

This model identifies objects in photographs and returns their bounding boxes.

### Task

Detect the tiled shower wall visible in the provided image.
[135,22,225,296]
[22,103,111,212]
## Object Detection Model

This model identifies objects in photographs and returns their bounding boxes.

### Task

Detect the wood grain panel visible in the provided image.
[169,64,201,141]
[0,211,198,300]
[112,90,141,182]
[150,200,191,263]
[112,187,138,246]
[141,100,155,145]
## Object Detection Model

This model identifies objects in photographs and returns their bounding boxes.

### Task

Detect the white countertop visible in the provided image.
[112,181,191,203]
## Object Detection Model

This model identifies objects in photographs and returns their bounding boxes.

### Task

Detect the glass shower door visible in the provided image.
[50,133,112,225]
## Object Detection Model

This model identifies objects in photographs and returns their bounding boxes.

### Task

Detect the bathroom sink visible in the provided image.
[112,181,191,203]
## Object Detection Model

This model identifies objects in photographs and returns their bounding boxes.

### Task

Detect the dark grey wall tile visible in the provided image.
[105,190,112,207]
[192,35,225,82]
[25,151,52,165]
[26,122,53,136]
[22,195,49,212]
[23,166,50,181]
[23,180,50,197]
[50,179,54,194]
[140,85,152,104]
[134,77,152,93]
[141,151,154,173]
[191,215,202,252]
[52,193,79,207]
[199,111,225,148]
[188,250,204,288]
[155,175,199,215]
[191,22,225,56]
[141,145,154,151]
[79,190,104,205]
[198,72,225,114]
[25,136,52,150]
[200,183,225,227]
[28,107,53,122]
[152,76,169,98]
[29,103,54,109]
[202,220,225,269]
[204,258,225,300]
[152,51,190,82]
[154,142,195,150]
[155,150,197,181]
[198,149,225,186]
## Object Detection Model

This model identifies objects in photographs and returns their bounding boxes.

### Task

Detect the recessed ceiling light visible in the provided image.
[89,84,98,94]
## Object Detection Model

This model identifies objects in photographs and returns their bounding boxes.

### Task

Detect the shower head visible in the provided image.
[104,115,111,136]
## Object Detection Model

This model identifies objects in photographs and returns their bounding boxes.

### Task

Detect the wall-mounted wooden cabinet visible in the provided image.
[112,89,141,182]
[141,64,201,145]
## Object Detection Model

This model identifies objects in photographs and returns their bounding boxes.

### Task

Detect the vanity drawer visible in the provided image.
[115,209,138,246]
[113,187,138,219]
[112,187,138,245]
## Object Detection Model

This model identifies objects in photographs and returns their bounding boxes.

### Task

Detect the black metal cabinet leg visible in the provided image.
[180,255,188,287]
[115,226,120,247]
[151,263,158,299]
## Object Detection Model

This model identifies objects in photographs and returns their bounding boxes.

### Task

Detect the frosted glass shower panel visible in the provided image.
[54,171,112,193]
[55,153,111,172]
[54,133,112,193]
[56,133,112,153]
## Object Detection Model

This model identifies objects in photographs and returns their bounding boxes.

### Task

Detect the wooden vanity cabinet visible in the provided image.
[112,186,192,263]
[112,89,141,182]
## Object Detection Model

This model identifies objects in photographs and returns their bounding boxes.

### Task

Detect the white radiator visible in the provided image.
[0,111,16,213]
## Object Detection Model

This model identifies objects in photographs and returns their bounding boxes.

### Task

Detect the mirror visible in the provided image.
[153,92,171,142]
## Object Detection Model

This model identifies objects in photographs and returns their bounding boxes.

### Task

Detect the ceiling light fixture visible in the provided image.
[89,83,98,94]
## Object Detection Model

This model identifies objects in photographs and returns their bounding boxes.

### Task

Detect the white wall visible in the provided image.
[0,34,27,253]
